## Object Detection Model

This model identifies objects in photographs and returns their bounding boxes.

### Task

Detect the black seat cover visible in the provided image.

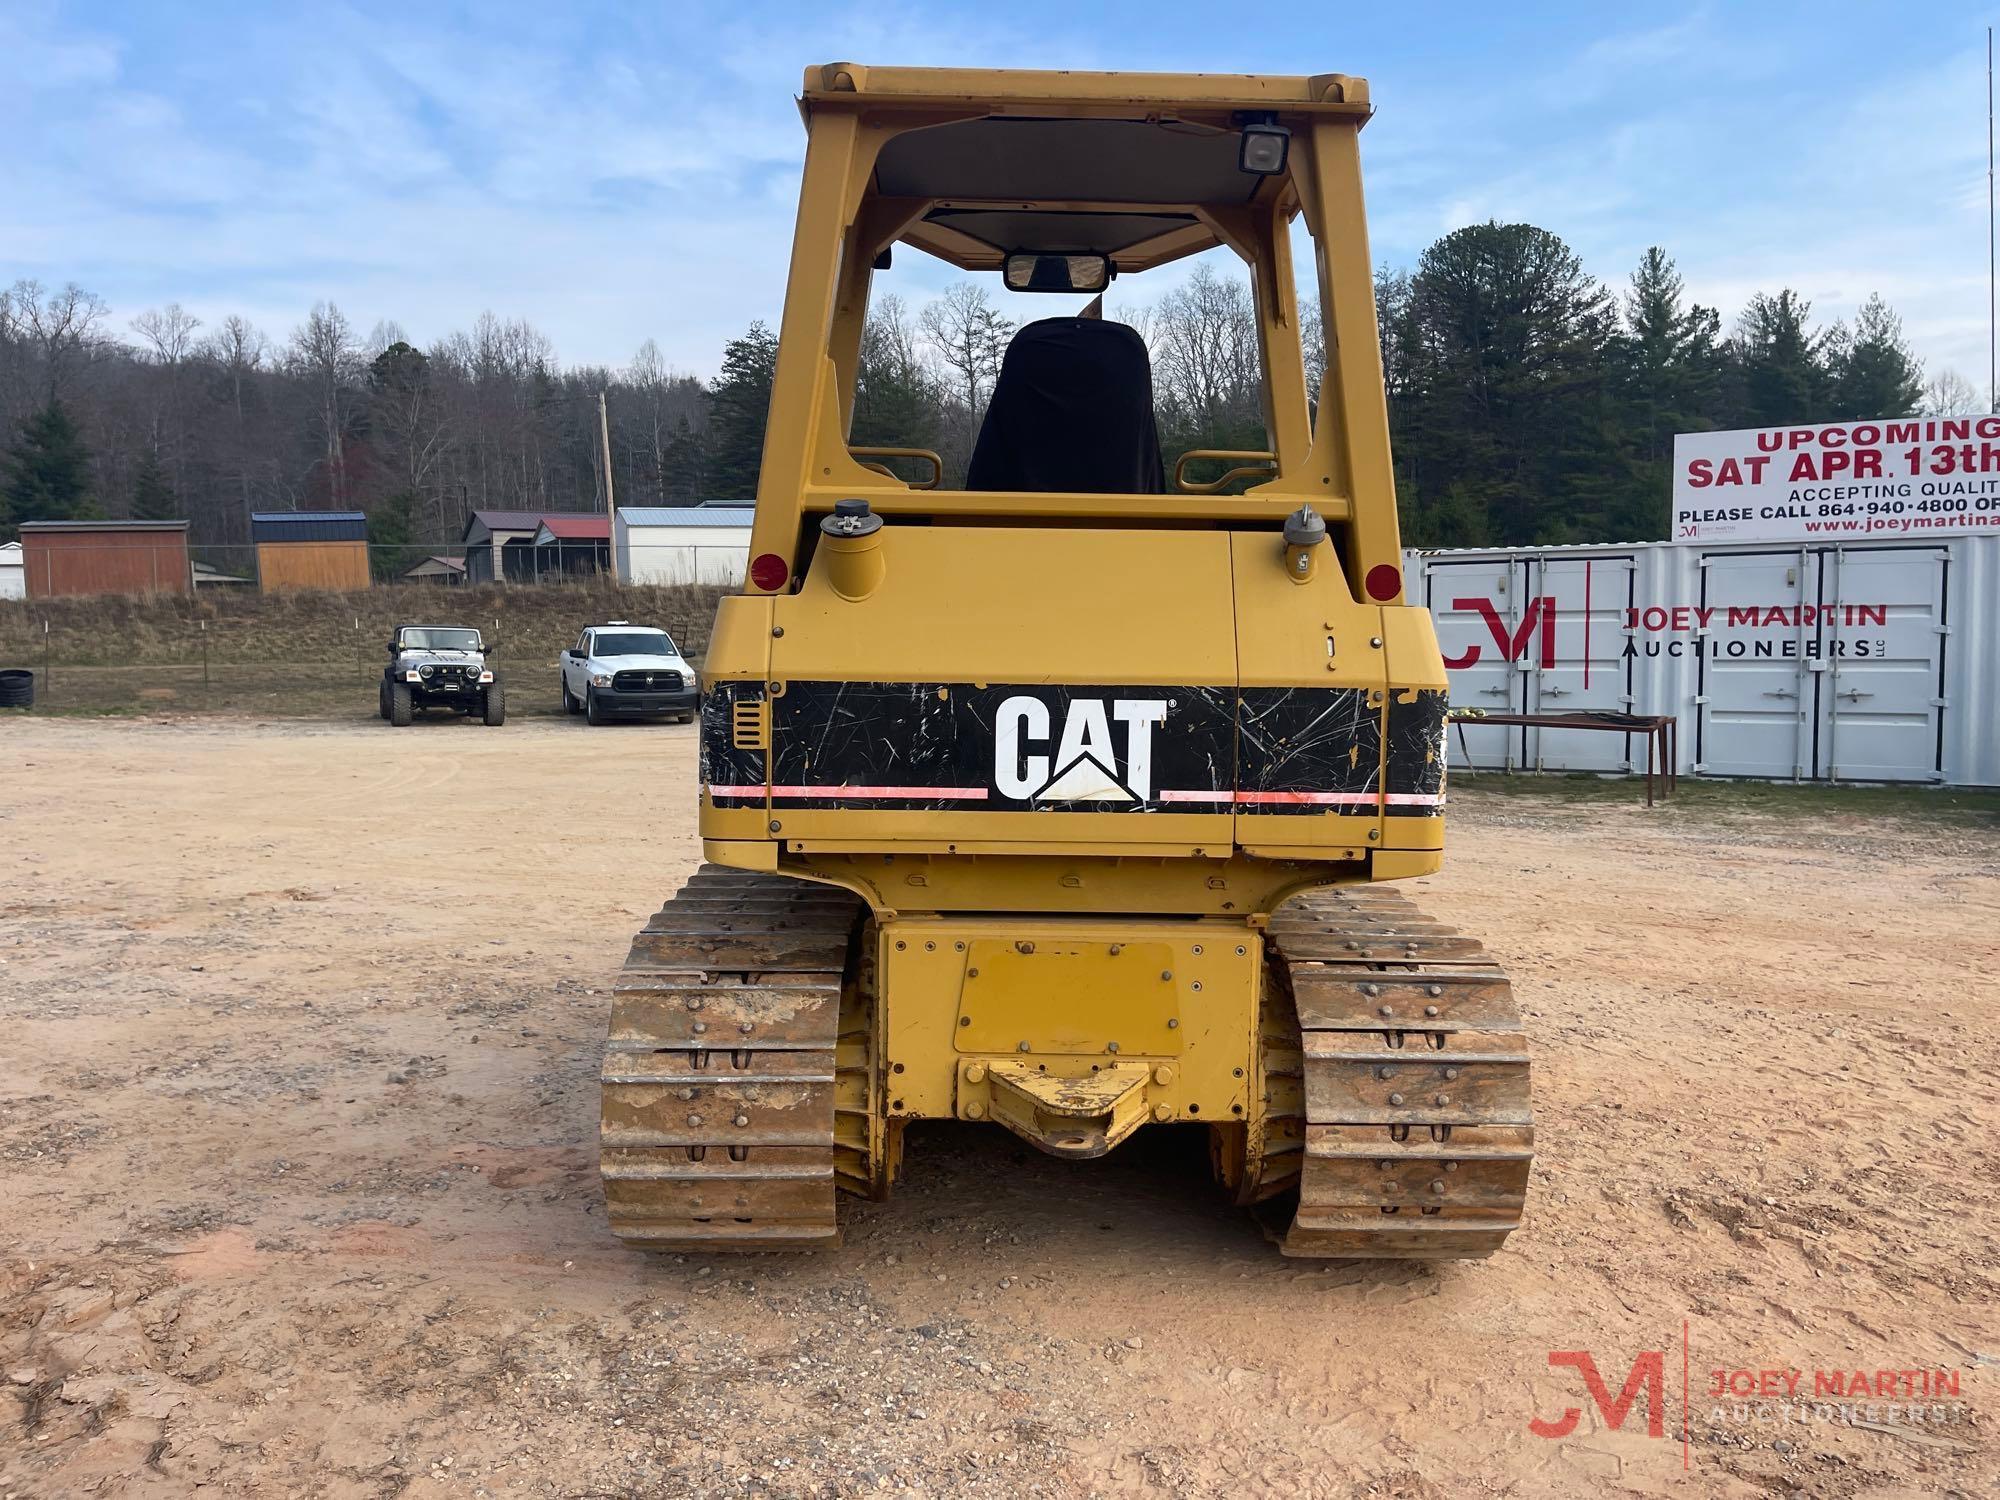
[967,318,1165,494]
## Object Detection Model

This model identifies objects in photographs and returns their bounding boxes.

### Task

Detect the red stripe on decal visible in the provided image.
[777,785,989,800]
[1232,790,1376,806]
[1157,790,1446,809]
[710,784,989,800]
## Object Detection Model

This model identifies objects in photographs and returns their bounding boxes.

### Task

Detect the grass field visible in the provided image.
[1452,768,2000,822]
[6,587,1996,819]
[0,579,723,715]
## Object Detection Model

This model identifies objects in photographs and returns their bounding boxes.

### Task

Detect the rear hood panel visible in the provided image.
[703,524,1423,851]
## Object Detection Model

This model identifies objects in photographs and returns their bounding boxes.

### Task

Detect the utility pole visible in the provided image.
[1989,26,1995,412]
[599,389,620,583]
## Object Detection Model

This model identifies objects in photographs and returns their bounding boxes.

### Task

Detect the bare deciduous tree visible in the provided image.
[620,339,707,505]
[920,282,1013,419]
[202,315,270,538]
[131,304,202,367]
[364,320,408,360]
[1922,367,1981,417]
[1151,262,1261,439]
[919,282,1013,479]
[289,301,360,506]
[8,279,109,404]
[130,304,204,502]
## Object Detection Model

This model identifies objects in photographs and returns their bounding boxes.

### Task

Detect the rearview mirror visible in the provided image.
[1003,253,1112,294]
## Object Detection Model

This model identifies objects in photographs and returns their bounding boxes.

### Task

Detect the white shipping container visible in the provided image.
[1404,535,2000,787]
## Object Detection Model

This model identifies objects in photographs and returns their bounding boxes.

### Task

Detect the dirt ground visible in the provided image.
[2,716,1994,1499]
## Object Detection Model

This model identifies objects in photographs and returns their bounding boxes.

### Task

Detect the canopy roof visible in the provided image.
[535,516,610,543]
[805,63,1372,274]
[881,119,1236,271]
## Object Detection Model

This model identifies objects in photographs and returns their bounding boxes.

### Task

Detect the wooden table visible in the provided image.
[1446,711,1680,806]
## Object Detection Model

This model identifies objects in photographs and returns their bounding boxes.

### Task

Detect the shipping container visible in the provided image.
[1405,536,2000,787]
[19,521,192,597]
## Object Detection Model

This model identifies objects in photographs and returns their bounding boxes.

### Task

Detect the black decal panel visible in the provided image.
[1384,688,1449,817]
[1236,687,1381,816]
[704,680,1431,817]
[712,684,1448,824]
[767,682,1235,812]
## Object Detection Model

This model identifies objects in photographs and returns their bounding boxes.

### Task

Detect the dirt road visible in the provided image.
[2,717,1994,1498]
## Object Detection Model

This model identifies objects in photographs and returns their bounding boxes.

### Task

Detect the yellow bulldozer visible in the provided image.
[599,64,1533,1258]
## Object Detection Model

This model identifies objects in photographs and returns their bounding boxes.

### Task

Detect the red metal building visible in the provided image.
[18,520,193,597]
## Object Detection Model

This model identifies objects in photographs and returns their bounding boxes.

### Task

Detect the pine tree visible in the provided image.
[852,297,945,465]
[1,401,94,536]
[704,322,780,503]
[1734,290,1834,426]
[1830,294,1924,419]
[130,448,179,521]
[1396,222,1620,545]
[367,490,419,580]
[1606,248,1726,538]
[661,416,708,503]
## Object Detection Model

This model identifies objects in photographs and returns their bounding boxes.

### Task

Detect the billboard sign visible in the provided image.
[1672,417,2000,543]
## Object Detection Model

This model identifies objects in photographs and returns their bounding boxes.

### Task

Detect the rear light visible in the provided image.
[1365,563,1402,601]
[749,552,789,592]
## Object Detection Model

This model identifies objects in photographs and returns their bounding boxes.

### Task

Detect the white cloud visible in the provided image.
[0,2,1991,390]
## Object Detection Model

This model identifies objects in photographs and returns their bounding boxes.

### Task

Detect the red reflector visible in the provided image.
[1365,563,1402,601]
[749,552,789,592]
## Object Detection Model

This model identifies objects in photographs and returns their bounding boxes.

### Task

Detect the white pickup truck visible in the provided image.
[559,621,698,725]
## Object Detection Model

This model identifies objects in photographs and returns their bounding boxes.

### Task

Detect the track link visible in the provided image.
[1244,885,1534,1259]
[599,866,866,1251]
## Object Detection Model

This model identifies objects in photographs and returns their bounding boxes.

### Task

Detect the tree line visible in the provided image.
[0,220,1942,560]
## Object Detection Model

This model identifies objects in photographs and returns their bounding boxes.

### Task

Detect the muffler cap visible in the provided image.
[821,498,883,537]
[1283,504,1327,548]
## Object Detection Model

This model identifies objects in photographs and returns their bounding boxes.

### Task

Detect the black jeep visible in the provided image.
[379,624,505,726]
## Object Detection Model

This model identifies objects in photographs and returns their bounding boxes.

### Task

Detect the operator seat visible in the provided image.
[966,317,1166,493]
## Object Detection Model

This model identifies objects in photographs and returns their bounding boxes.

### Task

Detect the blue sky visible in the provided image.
[5,1,1997,386]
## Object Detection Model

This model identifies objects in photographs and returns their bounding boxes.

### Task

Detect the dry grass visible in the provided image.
[0,580,726,715]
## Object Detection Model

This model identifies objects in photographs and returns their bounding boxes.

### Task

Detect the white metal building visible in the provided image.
[0,541,22,600]
[615,506,754,586]
[1406,535,2000,787]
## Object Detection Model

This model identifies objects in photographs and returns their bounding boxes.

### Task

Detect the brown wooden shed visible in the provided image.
[251,511,371,592]
[19,520,193,597]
